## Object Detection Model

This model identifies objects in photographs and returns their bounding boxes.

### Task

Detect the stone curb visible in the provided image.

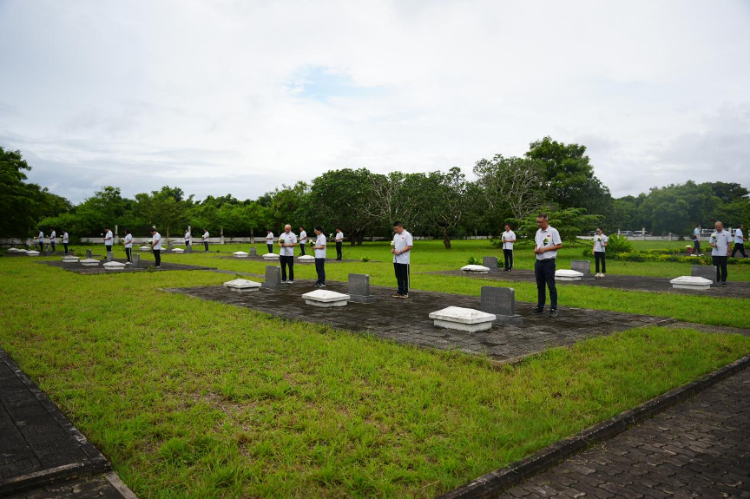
[0,349,112,495]
[435,352,750,499]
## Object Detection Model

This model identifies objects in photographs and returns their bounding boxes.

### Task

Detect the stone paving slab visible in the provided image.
[36,259,215,275]
[499,366,750,498]
[430,269,750,299]
[165,281,668,362]
[6,473,136,499]
[0,348,111,495]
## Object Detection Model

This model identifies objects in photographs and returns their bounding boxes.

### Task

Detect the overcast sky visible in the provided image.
[1,0,749,204]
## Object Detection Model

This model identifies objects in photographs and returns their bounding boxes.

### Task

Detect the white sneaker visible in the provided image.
[287,281,294,284]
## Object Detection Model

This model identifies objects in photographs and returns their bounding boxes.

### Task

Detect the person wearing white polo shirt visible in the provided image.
[731,224,747,258]
[266,229,274,254]
[279,224,298,283]
[501,224,516,271]
[709,221,731,285]
[123,229,134,264]
[391,221,414,298]
[62,230,69,255]
[533,213,563,317]
[37,229,44,252]
[592,228,609,277]
[202,229,209,252]
[104,227,114,256]
[184,228,191,249]
[298,227,308,256]
[312,226,327,288]
[335,228,344,260]
[49,229,57,253]
[693,224,702,256]
[151,228,162,268]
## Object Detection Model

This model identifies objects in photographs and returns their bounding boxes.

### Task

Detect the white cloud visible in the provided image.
[0,0,749,203]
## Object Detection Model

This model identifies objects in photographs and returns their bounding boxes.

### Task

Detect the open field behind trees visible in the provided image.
[1,253,749,498]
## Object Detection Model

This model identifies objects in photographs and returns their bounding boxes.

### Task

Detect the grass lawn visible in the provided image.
[1,256,750,498]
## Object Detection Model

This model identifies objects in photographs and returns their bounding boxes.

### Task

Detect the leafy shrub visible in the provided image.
[466,256,482,265]
[604,234,633,254]
[360,256,370,262]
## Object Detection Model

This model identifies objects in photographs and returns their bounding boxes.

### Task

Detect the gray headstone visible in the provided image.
[132,253,140,267]
[186,244,192,253]
[480,286,523,325]
[167,241,173,250]
[86,249,92,258]
[250,247,257,257]
[482,256,498,270]
[571,260,592,277]
[348,274,376,303]
[691,265,717,286]
[261,266,281,289]
[106,253,114,262]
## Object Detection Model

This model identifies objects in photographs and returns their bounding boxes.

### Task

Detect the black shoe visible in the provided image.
[532,307,544,315]
[549,309,558,318]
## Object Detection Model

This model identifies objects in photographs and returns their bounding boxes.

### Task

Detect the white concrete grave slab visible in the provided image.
[7,248,20,253]
[223,279,261,292]
[139,246,151,251]
[298,255,315,264]
[80,258,100,267]
[429,306,496,332]
[461,264,491,274]
[171,247,185,253]
[62,256,80,263]
[233,251,249,258]
[301,289,350,307]
[670,276,712,291]
[103,261,126,271]
[263,253,280,261]
[26,251,40,256]
[555,269,584,281]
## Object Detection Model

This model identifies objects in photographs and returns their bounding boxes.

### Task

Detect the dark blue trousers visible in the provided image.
[535,259,558,310]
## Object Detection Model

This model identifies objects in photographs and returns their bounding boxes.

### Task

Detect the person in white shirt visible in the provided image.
[335,228,344,260]
[278,224,298,283]
[184,228,191,249]
[202,229,209,252]
[104,227,114,256]
[312,226,327,287]
[150,228,162,268]
[501,224,516,271]
[37,229,44,252]
[123,229,134,263]
[731,224,747,258]
[592,228,609,277]
[692,224,702,256]
[49,229,57,253]
[391,221,414,298]
[533,213,563,317]
[266,230,274,254]
[62,230,69,255]
[298,227,308,256]
[709,221,731,284]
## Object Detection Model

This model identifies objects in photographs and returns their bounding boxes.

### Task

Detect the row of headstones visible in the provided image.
[226,267,523,330]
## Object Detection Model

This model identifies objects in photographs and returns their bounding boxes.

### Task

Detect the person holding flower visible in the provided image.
[279,224,298,283]
[266,229,274,254]
[312,226,327,288]
[501,224,516,271]
[731,223,747,258]
[592,228,608,277]
[710,221,731,284]
[533,213,563,317]
[391,221,413,298]
[335,228,344,260]
[693,224,702,256]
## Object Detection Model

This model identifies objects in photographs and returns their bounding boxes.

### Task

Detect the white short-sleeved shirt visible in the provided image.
[711,230,731,256]
[279,232,297,257]
[38,230,44,241]
[535,226,562,260]
[502,230,516,250]
[202,231,209,241]
[314,234,326,259]
[594,234,608,253]
[335,232,344,242]
[393,230,414,264]
[184,231,191,242]
[62,232,69,243]
[266,232,274,242]
[105,230,113,246]
[299,231,307,243]
[50,231,56,242]
[693,228,700,240]
[734,229,744,244]
[124,234,133,248]
[152,232,162,250]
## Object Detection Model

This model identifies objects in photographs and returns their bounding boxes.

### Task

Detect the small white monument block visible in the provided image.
[17,249,29,254]
[62,256,80,263]
[298,255,315,264]
[461,264,491,274]
[103,261,126,271]
[223,279,261,292]
[171,247,185,253]
[233,251,249,258]
[429,306,496,332]
[263,253,280,261]
[555,269,584,281]
[7,248,20,253]
[80,258,100,267]
[139,246,151,251]
[302,289,350,307]
[670,276,712,291]
[26,250,40,256]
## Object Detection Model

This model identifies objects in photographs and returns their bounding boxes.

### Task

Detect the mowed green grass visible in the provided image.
[1,258,749,498]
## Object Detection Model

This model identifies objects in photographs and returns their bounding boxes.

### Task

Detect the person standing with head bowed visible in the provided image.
[731,223,747,258]
[709,221,731,285]
[62,230,69,255]
[532,213,563,317]
[501,224,516,271]
[312,226,327,288]
[298,226,307,256]
[151,228,162,269]
[592,228,608,277]
[279,224,298,284]
[391,221,413,299]
[335,228,344,260]
[104,227,114,257]
[266,229,274,254]
[202,228,209,252]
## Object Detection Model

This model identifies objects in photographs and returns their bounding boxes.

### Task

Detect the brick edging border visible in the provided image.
[436,352,750,499]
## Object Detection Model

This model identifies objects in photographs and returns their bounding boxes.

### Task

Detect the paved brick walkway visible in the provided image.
[500,367,750,497]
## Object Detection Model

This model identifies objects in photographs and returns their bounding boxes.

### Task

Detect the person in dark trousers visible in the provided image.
[710,221,731,285]
[334,228,344,260]
[391,221,414,298]
[151,228,162,269]
[123,229,133,264]
[104,227,114,256]
[298,226,307,256]
[312,226,326,287]
[266,229,274,254]
[533,213,563,317]
[37,229,44,252]
[49,229,56,253]
[202,229,209,252]
[592,227,608,277]
[278,224,297,283]
[184,228,191,249]
[501,224,516,271]
[731,224,748,258]
[62,230,69,255]
[693,224,702,256]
